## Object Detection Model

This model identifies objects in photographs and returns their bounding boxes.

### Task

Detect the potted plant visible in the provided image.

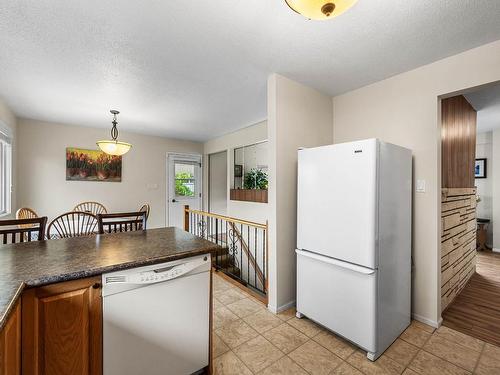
[244,168,268,190]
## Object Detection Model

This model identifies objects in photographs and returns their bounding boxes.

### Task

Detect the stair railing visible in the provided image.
[184,205,268,297]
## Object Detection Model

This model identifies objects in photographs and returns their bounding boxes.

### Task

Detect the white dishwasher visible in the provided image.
[102,254,211,375]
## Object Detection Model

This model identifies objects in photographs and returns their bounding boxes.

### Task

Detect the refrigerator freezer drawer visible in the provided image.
[296,250,377,352]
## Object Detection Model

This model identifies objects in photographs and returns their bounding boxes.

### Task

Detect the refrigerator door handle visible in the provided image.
[296,249,375,275]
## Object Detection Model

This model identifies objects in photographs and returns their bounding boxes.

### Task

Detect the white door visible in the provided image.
[167,153,202,229]
[296,249,377,353]
[297,139,379,269]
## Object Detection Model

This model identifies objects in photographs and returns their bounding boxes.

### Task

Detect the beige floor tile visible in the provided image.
[213,305,239,330]
[213,275,233,293]
[481,343,500,359]
[213,333,230,358]
[277,307,296,321]
[475,353,500,375]
[330,361,363,375]
[422,334,480,372]
[288,340,343,375]
[384,339,419,367]
[435,326,484,352]
[243,308,283,333]
[408,350,470,375]
[213,297,224,310]
[401,369,419,375]
[233,335,284,373]
[346,350,404,375]
[226,297,264,318]
[215,319,259,349]
[312,330,356,359]
[399,324,432,347]
[410,320,435,334]
[258,356,308,375]
[214,351,253,375]
[287,317,324,338]
[214,287,247,305]
[263,323,309,354]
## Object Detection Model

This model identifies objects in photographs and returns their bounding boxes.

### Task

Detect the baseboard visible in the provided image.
[268,300,296,314]
[412,313,441,329]
[492,248,500,253]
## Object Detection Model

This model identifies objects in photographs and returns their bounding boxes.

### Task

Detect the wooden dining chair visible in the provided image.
[47,212,98,239]
[0,217,48,244]
[97,211,147,234]
[138,204,150,220]
[16,207,39,220]
[73,201,107,216]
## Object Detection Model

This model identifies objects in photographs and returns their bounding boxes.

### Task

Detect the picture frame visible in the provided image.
[66,147,122,182]
[234,164,243,178]
[475,158,487,179]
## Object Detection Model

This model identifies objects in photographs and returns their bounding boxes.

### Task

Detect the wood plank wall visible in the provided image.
[441,188,477,311]
[441,95,477,188]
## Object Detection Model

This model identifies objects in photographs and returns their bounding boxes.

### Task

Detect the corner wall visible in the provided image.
[267,74,333,312]
[332,39,500,326]
[17,119,202,228]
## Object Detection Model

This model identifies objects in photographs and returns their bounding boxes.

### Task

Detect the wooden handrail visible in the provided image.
[184,207,267,229]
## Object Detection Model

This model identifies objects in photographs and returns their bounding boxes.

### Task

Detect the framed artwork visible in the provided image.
[234,164,243,178]
[66,147,122,182]
[475,158,487,179]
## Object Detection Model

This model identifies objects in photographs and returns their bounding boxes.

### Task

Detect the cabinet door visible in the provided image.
[0,301,21,375]
[22,276,102,375]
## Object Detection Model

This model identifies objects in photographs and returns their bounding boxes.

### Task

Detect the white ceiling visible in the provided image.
[1,1,500,141]
[466,84,500,133]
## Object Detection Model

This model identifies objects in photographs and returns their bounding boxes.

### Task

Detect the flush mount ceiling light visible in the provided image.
[285,0,358,20]
[97,110,132,156]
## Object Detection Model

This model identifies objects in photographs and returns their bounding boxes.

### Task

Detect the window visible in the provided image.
[174,162,196,197]
[0,131,11,217]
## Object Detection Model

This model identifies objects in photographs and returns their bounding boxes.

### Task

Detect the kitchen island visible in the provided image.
[0,227,218,375]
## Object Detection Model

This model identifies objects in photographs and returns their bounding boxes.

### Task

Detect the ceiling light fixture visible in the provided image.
[285,0,358,20]
[97,110,132,156]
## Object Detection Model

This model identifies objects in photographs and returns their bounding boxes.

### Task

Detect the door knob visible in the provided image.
[171,199,177,203]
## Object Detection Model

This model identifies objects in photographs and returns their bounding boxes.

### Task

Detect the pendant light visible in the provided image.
[97,110,132,156]
[285,0,357,20]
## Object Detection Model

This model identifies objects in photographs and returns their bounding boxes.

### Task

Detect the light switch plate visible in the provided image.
[416,180,426,193]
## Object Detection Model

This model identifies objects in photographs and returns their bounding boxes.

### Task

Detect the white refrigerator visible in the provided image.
[296,138,412,361]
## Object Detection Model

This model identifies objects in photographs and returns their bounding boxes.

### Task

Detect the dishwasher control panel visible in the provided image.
[102,254,210,288]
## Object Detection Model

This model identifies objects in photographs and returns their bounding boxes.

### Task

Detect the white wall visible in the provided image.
[0,97,17,219]
[476,131,493,246]
[203,121,268,224]
[332,39,500,327]
[267,74,334,313]
[493,130,500,250]
[17,119,203,228]
[208,151,228,215]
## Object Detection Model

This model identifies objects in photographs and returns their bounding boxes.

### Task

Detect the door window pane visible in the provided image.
[175,163,196,197]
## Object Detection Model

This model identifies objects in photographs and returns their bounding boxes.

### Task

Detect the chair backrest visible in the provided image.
[73,201,107,216]
[47,212,98,239]
[97,211,147,234]
[138,204,150,220]
[0,217,48,244]
[16,207,38,220]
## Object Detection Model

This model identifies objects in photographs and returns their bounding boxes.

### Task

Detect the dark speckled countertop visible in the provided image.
[0,227,218,329]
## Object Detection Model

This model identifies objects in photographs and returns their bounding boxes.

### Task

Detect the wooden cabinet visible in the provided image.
[0,301,21,375]
[22,276,102,375]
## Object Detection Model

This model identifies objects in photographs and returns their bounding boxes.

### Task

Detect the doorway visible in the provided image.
[208,151,227,215]
[167,153,202,229]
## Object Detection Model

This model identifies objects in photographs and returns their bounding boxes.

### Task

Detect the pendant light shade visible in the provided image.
[97,110,132,156]
[285,0,357,20]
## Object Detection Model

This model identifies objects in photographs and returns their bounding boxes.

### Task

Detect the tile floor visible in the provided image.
[212,272,500,375]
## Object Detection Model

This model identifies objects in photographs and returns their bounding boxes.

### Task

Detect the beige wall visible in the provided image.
[0,97,17,219]
[493,130,500,250]
[268,74,333,312]
[332,39,500,326]
[17,119,202,228]
[203,121,268,224]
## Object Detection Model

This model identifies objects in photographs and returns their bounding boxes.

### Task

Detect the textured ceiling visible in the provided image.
[1,1,500,141]
[466,84,500,133]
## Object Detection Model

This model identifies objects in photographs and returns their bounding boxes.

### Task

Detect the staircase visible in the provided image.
[214,247,241,279]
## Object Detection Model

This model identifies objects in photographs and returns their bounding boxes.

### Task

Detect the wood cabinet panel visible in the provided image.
[0,301,21,375]
[230,189,268,203]
[441,95,477,188]
[22,276,102,375]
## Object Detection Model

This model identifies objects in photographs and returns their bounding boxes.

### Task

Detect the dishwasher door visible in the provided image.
[102,254,211,375]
